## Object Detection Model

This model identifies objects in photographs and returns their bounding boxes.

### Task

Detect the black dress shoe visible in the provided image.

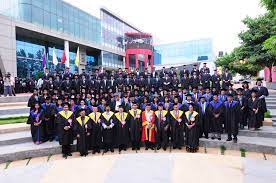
[163,147,167,151]
[110,149,114,153]
[211,137,215,140]
[157,146,161,150]
[104,149,108,153]
[92,150,96,154]
[178,147,182,150]
[145,147,148,150]
[137,147,140,150]
[226,138,232,141]
[233,138,238,143]
[67,153,72,156]
[205,136,209,139]
[173,146,176,149]
[150,147,155,150]
[132,147,135,150]
[62,154,67,158]
[123,148,127,151]
[218,138,221,141]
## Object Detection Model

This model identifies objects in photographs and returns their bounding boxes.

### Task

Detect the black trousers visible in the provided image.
[62,144,71,155]
[131,141,140,149]
[145,140,155,148]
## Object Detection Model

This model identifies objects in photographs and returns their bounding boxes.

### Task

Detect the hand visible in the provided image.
[241,107,244,110]
[77,134,80,138]
[177,118,182,122]
[162,117,166,121]
[64,126,69,130]
[87,132,90,136]
[136,114,140,119]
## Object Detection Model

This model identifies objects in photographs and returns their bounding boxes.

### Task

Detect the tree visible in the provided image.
[216,0,276,79]
[260,0,276,12]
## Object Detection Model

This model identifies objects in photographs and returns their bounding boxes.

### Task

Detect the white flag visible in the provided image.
[52,48,58,66]
[64,41,70,68]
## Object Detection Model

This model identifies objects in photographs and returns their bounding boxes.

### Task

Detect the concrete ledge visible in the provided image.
[0,107,30,116]
[0,95,30,103]
[0,131,31,146]
[0,123,29,134]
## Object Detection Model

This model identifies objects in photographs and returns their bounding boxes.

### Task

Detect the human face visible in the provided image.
[146,105,151,111]
[63,105,69,111]
[189,105,194,112]
[173,105,178,111]
[80,111,85,117]
[34,104,40,110]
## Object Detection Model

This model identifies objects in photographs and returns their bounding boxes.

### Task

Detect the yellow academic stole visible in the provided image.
[76,116,90,126]
[170,110,183,120]
[102,111,114,121]
[115,112,128,122]
[59,111,73,119]
[185,111,198,124]
[129,109,141,118]
[88,112,101,123]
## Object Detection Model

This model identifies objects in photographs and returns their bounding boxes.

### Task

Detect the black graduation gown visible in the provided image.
[27,110,46,143]
[88,112,103,149]
[184,111,200,149]
[224,101,240,136]
[234,96,248,127]
[101,112,116,145]
[41,103,56,139]
[27,95,39,111]
[221,73,232,88]
[73,116,92,155]
[115,112,130,146]
[252,86,268,122]
[155,110,169,147]
[209,101,224,133]
[170,110,185,147]
[56,111,74,146]
[198,102,211,137]
[211,74,220,90]
[247,97,262,129]
[128,109,142,143]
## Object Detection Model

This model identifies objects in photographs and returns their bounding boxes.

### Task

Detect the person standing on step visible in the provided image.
[247,89,261,130]
[101,105,115,153]
[128,102,142,150]
[224,94,240,143]
[56,103,74,158]
[41,96,56,141]
[115,105,130,152]
[88,105,102,154]
[74,109,91,156]
[27,102,45,144]
[141,103,156,150]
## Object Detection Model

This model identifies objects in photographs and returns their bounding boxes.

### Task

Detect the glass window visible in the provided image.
[32,0,43,7]
[44,11,51,28]
[74,23,80,37]
[50,0,57,14]
[50,14,57,30]
[63,18,69,34]
[32,6,43,25]
[69,21,75,36]
[18,3,31,22]
[57,16,63,32]
[56,0,63,16]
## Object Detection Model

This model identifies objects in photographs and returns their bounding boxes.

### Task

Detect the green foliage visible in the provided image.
[240,148,246,157]
[264,111,271,118]
[260,0,276,12]
[220,145,226,155]
[215,9,276,75]
[0,116,28,125]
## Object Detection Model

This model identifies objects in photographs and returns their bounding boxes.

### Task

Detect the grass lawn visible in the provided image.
[0,116,28,125]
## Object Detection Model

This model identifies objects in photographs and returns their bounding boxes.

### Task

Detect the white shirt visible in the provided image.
[115,100,121,111]
[145,110,152,122]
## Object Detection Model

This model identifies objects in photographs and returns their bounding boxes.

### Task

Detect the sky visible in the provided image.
[64,0,266,54]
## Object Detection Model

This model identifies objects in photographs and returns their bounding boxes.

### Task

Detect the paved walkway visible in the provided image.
[1,153,276,183]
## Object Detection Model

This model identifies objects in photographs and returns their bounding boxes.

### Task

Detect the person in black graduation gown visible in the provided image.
[74,109,91,156]
[184,103,200,152]
[211,69,221,91]
[180,73,190,90]
[101,105,115,153]
[224,94,240,143]
[56,103,74,158]
[252,79,269,128]
[198,96,211,139]
[180,65,190,78]
[201,70,211,89]
[27,89,39,111]
[209,93,224,140]
[155,103,170,150]
[41,97,56,141]
[128,102,142,150]
[27,102,46,144]
[88,105,102,154]
[234,88,248,129]
[221,68,232,89]
[170,103,185,149]
[115,105,130,152]
[247,89,262,130]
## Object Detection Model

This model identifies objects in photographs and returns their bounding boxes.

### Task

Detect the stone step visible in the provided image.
[200,135,276,155]
[0,131,31,146]
[0,123,29,134]
[0,95,31,103]
[0,141,62,164]
[239,126,276,138]
[0,107,30,116]
[1,135,276,163]
[0,102,27,107]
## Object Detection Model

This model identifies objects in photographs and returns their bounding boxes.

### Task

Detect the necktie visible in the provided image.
[159,111,162,122]
[121,113,123,121]
[94,112,96,122]
[81,118,85,127]
[134,110,137,117]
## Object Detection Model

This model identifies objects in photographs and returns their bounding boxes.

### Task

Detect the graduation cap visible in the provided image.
[186,93,192,97]
[132,101,138,105]
[221,88,227,91]
[227,93,234,97]
[204,86,210,90]
[63,102,70,107]
[45,96,51,101]
[146,103,151,107]
[251,88,259,93]
[57,96,63,100]
[236,88,244,92]
[199,96,206,100]
[118,105,124,109]
[256,78,263,82]
[193,64,197,66]
[212,92,219,96]
[79,108,86,113]
[203,62,207,64]
[242,81,250,84]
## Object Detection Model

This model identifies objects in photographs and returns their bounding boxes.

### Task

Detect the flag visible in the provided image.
[46,53,49,68]
[64,41,70,68]
[75,47,79,67]
[61,50,66,64]
[42,49,46,68]
[52,48,58,66]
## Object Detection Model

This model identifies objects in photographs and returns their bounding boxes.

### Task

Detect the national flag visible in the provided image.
[61,50,66,64]
[75,47,79,67]
[52,47,58,66]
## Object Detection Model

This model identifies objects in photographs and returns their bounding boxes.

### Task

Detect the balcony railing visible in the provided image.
[126,43,153,50]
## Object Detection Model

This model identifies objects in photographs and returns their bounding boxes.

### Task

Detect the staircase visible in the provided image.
[266,91,276,126]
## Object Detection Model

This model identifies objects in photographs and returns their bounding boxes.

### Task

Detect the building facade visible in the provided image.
[0,0,144,78]
[155,39,215,66]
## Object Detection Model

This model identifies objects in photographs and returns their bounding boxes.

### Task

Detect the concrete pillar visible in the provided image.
[0,15,16,76]
[64,40,70,68]
[78,46,86,73]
